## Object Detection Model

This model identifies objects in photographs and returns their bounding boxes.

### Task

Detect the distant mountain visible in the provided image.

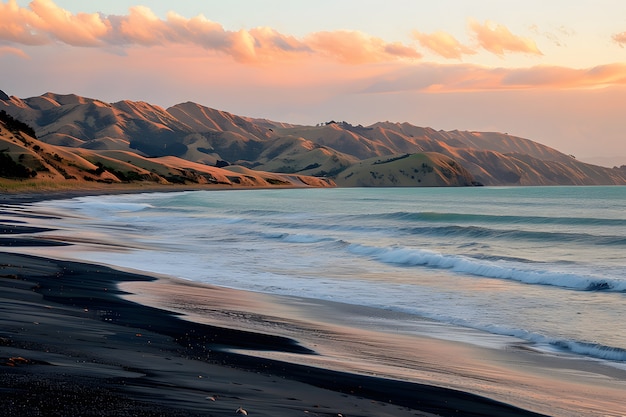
[2,91,625,186]
[284,121,626,186]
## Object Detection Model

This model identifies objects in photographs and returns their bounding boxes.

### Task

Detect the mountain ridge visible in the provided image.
[2,91,625,187]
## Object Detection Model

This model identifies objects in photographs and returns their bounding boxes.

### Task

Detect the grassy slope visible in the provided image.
[336,153,478,187]
[0,121,335,192]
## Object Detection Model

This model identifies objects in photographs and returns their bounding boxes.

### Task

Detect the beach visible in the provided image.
[2,189,626,416]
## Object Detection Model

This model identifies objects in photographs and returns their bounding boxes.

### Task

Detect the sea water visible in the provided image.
[30,186,626,365]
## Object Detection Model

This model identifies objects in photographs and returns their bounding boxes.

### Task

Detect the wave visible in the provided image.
[402,225,626,246]
[551,339,626,362]
[374,211,626,227]
[261,231,336,244]
[347,243,626,292]
[368,304,626,362]
[456,321,626,362]
[245,216,626,248]
[40,199,154,220]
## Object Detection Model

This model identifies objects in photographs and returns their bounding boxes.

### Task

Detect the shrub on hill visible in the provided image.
[0,110,37,138]
[0,150,35,178]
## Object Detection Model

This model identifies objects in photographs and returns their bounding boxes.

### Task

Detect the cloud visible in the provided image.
[28,0,109,46]
[0,0,49,45]
[469,19,542,56]
[412,30,476,59]
[361,63,626,94]
[613,32,626,47]
[499,63,626,90]
[103,9,292,62]
[412,20,543,59]
[0,0,420,64]
[0,45,30,59]
[0,0,108,46]
[306,30,421,64]
[107,6,168,46]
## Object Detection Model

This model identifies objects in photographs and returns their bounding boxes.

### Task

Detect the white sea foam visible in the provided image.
[346,243,626,292]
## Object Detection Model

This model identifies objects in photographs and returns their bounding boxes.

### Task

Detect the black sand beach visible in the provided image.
[0,192,553,417]
[0,250,550,417]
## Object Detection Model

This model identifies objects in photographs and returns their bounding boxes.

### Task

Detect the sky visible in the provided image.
[1,0,626,166]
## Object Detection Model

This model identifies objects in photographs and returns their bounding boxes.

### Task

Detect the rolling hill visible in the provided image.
[0,108,334,190]
[2,90,625,187]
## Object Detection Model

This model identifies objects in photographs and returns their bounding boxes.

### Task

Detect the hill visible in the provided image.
[282,121,626,185]
[2,91,625,187]
[337,153,479,187]
[0,109,334,191]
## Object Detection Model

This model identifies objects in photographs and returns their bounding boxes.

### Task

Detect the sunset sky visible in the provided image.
[2,1,625,166]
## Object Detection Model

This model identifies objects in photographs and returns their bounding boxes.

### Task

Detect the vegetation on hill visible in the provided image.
[0,114,335,191]
[337,153,481,187]
[0,149,35,178]
[0,110,37,138]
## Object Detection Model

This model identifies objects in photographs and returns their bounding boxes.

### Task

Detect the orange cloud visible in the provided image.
[104,9,286,62]
[497,63,626,90]
[0,0,419,64]
[0,0,49,45]
[468,19,542,56]
[613,32,626,47]
[112,6,168,46]
[0,0,108,46]
[0,45,30,59]
[361,63,626,94]
[412,30,476,59]
[29,0,109,46]
[306,30,421,64]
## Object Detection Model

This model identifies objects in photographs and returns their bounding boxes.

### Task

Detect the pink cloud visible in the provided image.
[468,19,542,56]
[412,30,476,59]
[361,63,626,94]
[110,6,168,46]
[383,42,423,60]
[104,9,271,62]
[501,64,626,89]
[0,0,108,46]
[0,0,49,45]
[0,45,30,59]
[412,21,543,60]
[306,30,421,64]
[28,0,109,46]
[0,0,419,64]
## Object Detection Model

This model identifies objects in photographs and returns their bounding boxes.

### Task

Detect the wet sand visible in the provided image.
[119,276,626,417]
[1,191,625,416]
[0,251,549,417]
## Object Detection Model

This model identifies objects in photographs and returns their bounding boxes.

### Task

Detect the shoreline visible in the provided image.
[2,189,626,416]
[0,183,300,204]
[0,250,545,417]
[0,191,552,417]
[119,273,626,417]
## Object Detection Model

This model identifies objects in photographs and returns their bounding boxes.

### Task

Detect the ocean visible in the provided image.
[27,186,626,368]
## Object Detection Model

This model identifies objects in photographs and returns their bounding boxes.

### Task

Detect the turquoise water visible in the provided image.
[34,186,626,364]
